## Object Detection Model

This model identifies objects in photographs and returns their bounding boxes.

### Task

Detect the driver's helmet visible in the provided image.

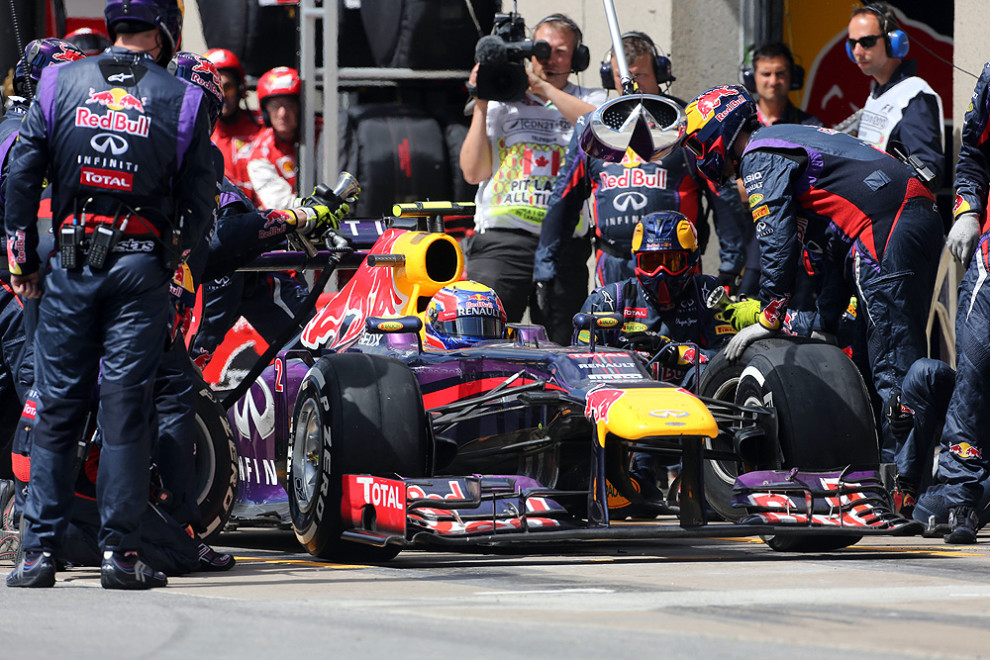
[12,38,86,99]
[425,281,507,349]
[632,211,700,308]
[679,85,756,185]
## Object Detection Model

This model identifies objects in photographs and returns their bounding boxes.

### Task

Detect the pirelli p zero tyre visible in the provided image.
[287,353,432,561]
[194,383,239,543]
[699,338,810,521]
[734,343,878,553]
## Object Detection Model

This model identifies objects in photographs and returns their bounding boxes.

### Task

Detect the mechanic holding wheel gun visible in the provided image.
[3,0,217,589]
[677,85,943,465]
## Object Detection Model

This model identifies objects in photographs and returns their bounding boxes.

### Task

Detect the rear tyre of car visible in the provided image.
[287,353,432,561]
[700,339,878,552]
[194,383,239,543]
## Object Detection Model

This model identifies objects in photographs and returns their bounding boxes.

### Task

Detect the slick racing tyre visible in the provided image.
[288,353,432,561]
[734,343,877,553]
[194,383,239,542]
[699,337,810,521]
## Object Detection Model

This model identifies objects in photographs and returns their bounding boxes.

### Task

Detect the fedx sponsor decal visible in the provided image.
[80,167,133,191]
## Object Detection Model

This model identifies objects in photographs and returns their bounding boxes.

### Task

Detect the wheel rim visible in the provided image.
[706,376,742,486]
[193,412,217,505]
[292,397,326,515]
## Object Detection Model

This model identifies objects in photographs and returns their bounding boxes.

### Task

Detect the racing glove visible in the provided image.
[883,391,915,442]
[717,270,742,297]
[722,298,762,331]
[534,280,554,322]
[619,330,670,354]
[724,322,777,362]
[293,204,349,237]
[946,211,981,265]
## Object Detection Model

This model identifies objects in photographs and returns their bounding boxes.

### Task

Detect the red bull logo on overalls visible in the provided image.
[77,88,151,137]
[949,442,982,460]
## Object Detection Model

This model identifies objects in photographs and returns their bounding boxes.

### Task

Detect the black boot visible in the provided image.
[945,506,979,545]
[6,551,56,588]
[100,551,167,589]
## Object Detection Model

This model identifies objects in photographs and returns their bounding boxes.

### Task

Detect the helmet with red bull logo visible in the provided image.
[64,27,113,56]
[679,85,757,185]
[632,211,700,308]
[169,51,224,127]
[104,0,183,65]
[13,38,86,99]
[425,281,507,349]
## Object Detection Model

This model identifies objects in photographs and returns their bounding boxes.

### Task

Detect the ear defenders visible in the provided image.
[534,14,590,73]
[599,31,674,90]
[845,3,909,62]
[739,44,805,93]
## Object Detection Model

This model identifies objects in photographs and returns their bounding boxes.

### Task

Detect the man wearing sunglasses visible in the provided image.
[847,3,944,191]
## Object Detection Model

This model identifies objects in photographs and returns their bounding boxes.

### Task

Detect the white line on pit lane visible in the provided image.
[480,588,614,595]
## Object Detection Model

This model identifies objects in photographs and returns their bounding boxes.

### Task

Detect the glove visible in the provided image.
[724,322,777,362]
[294,203,349,237]
[717,271,742,297]
[946,212,981,264]
[883,392,915,442]
[723,298,762,331]
[811,330,837,345]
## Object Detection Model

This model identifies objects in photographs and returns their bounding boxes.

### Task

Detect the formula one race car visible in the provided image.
[207,202,919,560]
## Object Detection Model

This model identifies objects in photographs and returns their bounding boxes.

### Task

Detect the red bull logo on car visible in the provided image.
[949,442,982,460]
[584,387,627,424]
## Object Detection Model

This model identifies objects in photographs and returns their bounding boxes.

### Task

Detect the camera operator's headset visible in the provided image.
[533,14,590,73]
[845,3,909,61]
[739,43,805,92]
[598,31,674,90]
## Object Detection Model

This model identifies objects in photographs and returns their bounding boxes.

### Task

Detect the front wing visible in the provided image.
[339,473,921,551]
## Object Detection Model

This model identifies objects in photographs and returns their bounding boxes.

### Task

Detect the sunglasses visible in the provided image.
[846,34,884,50]
[637,250,690,277]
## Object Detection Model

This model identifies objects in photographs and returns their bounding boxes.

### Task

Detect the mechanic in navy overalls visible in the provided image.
[578,211,735,516]
[4,0,217,589]
[536,33,721,291]
[888,61,990,544]
[678,85,944,464]
[156,51,347,570]
[0,39,87,523]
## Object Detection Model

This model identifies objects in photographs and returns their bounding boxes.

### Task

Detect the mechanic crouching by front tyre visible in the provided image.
[3,0,217,589]
[677,86,943,464]
[578,211,736,516]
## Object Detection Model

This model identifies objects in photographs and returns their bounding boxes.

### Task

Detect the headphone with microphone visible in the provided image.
[599,32,674,90]
[533,13,590,73]
[739,43,805,93]
[846,3,909,62]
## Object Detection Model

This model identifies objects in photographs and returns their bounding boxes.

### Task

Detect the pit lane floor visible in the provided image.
[4,522,990,659]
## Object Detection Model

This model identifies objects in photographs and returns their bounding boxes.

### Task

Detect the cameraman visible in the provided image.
[460,14,607,330]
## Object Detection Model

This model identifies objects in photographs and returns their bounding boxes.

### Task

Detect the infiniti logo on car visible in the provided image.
[90,132,129,156]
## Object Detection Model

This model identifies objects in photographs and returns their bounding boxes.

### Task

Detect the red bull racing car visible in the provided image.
[205,202,920,560]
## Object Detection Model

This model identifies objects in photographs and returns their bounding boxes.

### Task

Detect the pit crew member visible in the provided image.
[238,66,301,209]
[4,0,217,589]
[678,85,943,462]
[203,48,259,192]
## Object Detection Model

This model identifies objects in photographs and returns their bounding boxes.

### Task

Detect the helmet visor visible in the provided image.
[683,133,704,159]
[437,317,505,340]
[637,250,690,277]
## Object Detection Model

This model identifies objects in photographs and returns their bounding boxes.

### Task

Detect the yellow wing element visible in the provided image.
[585,386,718,448]
[387,231,464,314]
